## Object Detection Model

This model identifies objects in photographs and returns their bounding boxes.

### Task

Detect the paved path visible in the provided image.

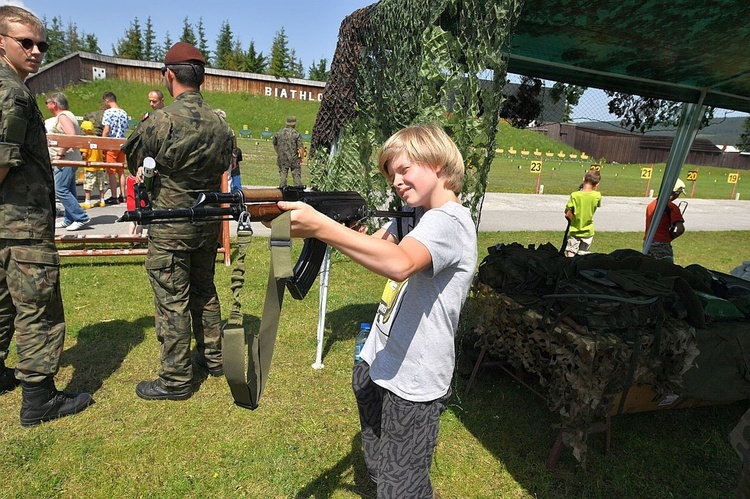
[56,192,750,239]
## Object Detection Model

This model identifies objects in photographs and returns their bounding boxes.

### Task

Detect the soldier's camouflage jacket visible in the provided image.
[0,61,55,241]
[122,91,234,249]
[273,125,302,167]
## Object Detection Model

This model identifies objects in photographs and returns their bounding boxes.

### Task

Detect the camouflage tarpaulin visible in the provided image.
[467,244,708,466]
[310,0,524,224]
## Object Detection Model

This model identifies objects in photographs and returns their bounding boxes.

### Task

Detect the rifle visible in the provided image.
[119,185,410,299]
[121,185,412,410]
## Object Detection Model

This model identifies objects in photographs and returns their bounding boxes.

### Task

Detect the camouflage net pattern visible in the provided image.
[310,0,525,223]
[465,244,702,466]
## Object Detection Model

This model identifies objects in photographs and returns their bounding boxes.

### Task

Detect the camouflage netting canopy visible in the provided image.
[466,243,750,466]
[309,0,524,224]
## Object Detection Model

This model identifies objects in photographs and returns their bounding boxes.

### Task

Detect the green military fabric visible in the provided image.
[145,239,222,388]
[0,61,67,384]
[224,212,293,409]
[122,91,234,248]
[122,90,234,390]
[0,62,56,241]
[82,108,105,137]
[273,125,303,187]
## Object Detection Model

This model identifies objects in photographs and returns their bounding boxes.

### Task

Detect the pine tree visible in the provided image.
[43,16,66,64]
[143,17,157,61]
[65,22,80,53]
[180,17,197,46]
[245,41,267,74]
[114,18,143,60]
[214,21,234,70]
[158,32,173,61]
[197,18,210,65]
[308,58,329,82]
[268,27,291,77]
[288,48,304,78]
[81,33,100,54]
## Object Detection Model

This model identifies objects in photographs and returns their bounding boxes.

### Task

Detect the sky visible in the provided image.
[7,0,748,124]
[17,0,375,69]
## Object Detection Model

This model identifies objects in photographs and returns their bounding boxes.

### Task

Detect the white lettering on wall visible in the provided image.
[264,86,324,102]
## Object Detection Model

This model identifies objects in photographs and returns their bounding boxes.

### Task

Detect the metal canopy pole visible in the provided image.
[312,133,342,369]
[643,96,706,255]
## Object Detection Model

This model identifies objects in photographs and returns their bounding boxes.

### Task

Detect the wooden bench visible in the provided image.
[46,133,127,170]
[55,234,149,257]
[48,134,233,265]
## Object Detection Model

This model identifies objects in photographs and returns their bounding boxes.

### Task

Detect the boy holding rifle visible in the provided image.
[279,123,477,498]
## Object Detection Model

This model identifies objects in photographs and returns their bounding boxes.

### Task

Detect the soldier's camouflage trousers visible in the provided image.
[278,161,302,188]
[0,240,65,383]
[145,240,222,389]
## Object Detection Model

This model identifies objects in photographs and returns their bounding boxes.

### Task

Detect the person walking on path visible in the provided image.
[0,5,93,424]
[564,169,601,257]
[122,42,234,401]
[45,92,90,231]
[273,115,304,187]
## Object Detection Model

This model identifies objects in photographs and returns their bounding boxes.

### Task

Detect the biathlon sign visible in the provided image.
[687,170,698,181]
[728,172,739,184]
[641,167,653,179]
[530,160,542,173]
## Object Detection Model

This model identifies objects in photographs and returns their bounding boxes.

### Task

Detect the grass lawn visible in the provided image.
[1,231,747,498]
[12,79,746,497]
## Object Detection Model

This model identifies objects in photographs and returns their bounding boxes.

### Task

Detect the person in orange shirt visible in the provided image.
[644,178,686,263]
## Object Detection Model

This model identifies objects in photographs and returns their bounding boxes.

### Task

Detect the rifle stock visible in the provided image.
[119,186,408,299]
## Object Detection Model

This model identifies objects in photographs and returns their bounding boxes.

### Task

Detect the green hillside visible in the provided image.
[39,80,745,199]
[39,79,321,138]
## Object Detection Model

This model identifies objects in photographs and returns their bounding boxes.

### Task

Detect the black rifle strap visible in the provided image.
[223,211,293,409]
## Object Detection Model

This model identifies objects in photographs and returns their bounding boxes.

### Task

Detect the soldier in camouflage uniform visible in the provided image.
[122,42,234,401]
[0,5,93,425]
[273,115,304,187]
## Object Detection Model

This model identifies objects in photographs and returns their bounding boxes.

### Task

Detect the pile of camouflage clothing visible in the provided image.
[466,242,750,465]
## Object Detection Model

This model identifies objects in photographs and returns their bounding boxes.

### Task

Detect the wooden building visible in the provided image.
[27,52,326,103]
[534,123,750,170]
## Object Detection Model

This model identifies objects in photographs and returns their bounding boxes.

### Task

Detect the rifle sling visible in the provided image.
[223,211,293,409]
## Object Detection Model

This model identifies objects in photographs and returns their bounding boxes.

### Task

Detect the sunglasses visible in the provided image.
[161,63,198,76]
[1,33,49,53]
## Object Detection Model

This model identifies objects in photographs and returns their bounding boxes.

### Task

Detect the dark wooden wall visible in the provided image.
[535,123,750,170]
[27,53,325,102]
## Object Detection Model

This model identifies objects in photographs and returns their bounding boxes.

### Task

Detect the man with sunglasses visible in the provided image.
[122,42,234,401]
[0,6,93,424]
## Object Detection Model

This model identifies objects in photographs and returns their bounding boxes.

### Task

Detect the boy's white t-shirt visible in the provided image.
[360,202,477,402]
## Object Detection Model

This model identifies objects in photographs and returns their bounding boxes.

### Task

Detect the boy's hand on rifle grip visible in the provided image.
[278,201,324,238]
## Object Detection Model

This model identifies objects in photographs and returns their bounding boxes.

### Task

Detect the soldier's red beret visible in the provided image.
[164,42,205,65]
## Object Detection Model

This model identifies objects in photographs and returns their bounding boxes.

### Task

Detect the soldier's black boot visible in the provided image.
[135,378,192,401]
[20,377,93,427]
[0,362,20,393]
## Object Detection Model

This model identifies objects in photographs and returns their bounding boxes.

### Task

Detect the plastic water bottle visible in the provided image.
[142,156,156,191]
[354,322,371,364]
